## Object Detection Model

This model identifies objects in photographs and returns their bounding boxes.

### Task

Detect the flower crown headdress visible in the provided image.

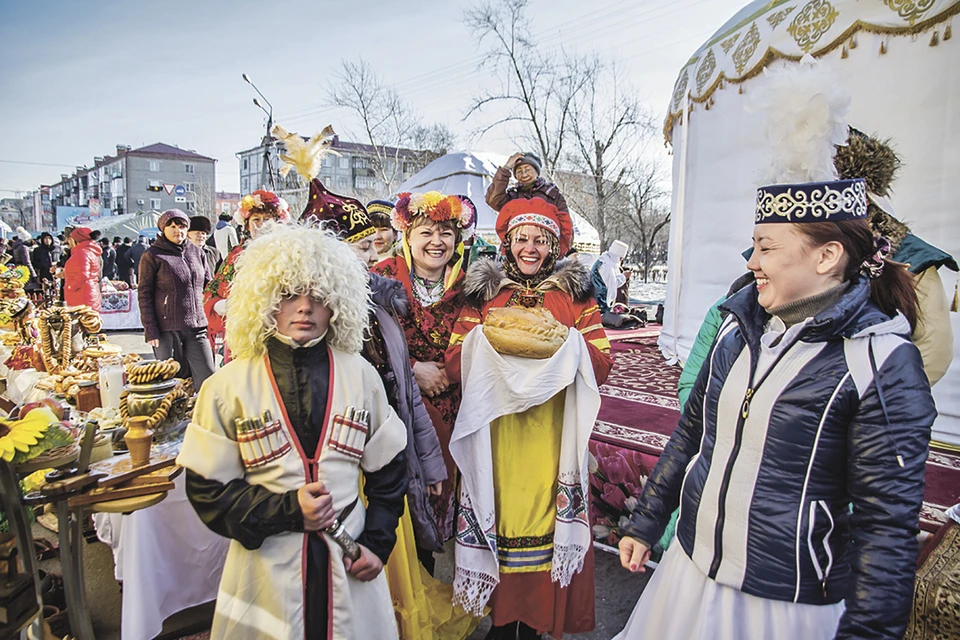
[235,189,291,225]
[390,191,476,232]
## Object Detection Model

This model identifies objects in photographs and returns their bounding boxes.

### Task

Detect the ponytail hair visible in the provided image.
[793,220,918,330]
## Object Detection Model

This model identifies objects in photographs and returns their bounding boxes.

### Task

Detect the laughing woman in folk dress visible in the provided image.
[371,192,477,558]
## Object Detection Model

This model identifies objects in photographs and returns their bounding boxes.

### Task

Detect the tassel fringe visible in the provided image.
[880,40,888,54]
[951,278,958,313]
[841,45,849,58]
[945,24,952,41]
[931,30,940,46]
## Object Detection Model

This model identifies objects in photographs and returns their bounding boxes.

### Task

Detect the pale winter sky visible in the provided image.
[0,0,746,195]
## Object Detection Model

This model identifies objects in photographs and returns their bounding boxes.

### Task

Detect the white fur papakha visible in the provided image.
[225,222,370,359]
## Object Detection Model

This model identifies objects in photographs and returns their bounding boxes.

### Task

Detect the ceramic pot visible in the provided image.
[124,416,153,467]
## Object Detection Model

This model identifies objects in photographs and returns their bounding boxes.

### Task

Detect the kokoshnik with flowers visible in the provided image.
[234,189,291,236]
[390,191,477,302]
[203,187,291,362]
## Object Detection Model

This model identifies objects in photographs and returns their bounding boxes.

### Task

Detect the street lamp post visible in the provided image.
[242,73,276,191]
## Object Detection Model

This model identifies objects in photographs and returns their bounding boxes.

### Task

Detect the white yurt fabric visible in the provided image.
[660,0,960,444]
[395,151,601,250]
[86,211,162,239]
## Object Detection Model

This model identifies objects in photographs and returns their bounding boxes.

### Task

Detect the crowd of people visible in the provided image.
[5,103,950,638]
[165,109,950,639]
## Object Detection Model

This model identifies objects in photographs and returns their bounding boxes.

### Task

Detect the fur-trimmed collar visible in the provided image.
[463,258,594,309]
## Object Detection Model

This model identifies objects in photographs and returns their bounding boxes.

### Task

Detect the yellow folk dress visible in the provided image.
[361,488,482,640]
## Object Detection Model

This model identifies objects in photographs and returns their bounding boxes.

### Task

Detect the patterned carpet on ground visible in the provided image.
[589,332,960,545]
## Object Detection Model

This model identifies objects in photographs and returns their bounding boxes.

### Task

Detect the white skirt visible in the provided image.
[613,543,845,640]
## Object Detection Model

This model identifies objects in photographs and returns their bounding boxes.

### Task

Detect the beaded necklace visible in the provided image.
[411,272,445,307]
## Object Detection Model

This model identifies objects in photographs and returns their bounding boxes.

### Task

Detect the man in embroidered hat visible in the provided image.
[302,179,379,267]
[615,60,935,640]
[444,197,611,639]
[178,222,408,640]
[366,199,399,259]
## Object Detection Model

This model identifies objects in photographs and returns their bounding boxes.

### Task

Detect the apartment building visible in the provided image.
[48,143,216,228]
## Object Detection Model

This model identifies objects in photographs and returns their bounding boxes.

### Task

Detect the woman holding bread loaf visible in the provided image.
[372,191,477,544]
[445,197,612,639]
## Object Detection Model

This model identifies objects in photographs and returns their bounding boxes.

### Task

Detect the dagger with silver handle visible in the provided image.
[318,407,362,562]
[324,518,361,561]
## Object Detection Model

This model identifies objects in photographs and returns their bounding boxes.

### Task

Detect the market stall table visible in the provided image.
[93,472,229,640]
[99,290,142,331]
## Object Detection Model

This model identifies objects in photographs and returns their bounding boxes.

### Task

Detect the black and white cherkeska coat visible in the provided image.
[623,277,936,640]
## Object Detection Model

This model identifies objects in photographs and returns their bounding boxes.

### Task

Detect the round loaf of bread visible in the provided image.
[483,306,567,359]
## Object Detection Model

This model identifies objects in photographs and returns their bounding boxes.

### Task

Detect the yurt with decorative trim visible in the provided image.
[659,0,960,445]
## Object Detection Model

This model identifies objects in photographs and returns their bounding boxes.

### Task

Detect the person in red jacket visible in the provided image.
[61,227,103,311]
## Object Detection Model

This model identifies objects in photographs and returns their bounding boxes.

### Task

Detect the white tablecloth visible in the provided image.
[93,474,229,640]
[100,290,143,330]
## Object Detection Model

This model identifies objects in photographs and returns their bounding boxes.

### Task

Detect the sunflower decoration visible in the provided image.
[0,406,73,463]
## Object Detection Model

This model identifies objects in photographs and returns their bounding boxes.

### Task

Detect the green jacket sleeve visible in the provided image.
[677,297,725,410]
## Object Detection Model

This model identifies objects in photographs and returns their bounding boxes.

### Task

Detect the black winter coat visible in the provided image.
[622,278,936,639]
[31,241,57,282]
[101,245,117,280]
[137,236,210,342]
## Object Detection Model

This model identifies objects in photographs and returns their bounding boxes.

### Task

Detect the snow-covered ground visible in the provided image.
[629,280,667,305]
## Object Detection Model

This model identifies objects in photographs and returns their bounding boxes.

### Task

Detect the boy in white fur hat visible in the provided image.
[178,223,407,639]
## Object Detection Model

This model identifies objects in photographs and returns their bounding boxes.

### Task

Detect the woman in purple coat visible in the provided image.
[137,209,216,386]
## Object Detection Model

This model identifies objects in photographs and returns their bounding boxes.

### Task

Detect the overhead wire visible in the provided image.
[277,0,694,127]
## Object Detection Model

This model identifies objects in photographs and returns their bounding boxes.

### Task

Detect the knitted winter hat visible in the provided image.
[158,209,190,229]
[515,153,542,176]
[71,227,93,243]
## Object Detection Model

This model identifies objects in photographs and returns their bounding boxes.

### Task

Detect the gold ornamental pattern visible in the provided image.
[766,5,796,29]
[787,0,840,52]
[720,32,741,54]
[695,48,717,93]
[672,70,689,111]
[733,22,762,75]
[884,0,936,25]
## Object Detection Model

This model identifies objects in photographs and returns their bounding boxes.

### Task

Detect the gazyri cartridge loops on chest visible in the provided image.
[235,409,291,468]
[328,406,370,459]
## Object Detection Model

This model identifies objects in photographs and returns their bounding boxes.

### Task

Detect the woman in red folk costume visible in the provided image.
[203,189,290,361]
[445,197,612,639]
[371,192,476,552]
